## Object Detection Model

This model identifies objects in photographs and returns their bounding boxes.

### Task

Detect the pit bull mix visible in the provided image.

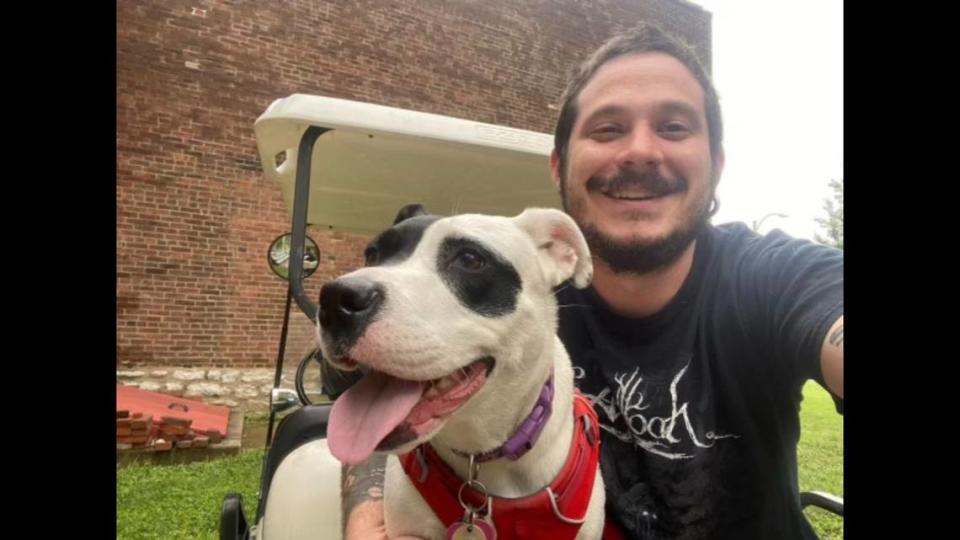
[317,205,605,539]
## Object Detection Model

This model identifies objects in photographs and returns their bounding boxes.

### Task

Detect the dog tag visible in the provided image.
[446,518,496,540]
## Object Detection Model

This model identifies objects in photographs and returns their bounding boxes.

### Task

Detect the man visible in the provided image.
[341,23,843,539]
[550,23,842,539]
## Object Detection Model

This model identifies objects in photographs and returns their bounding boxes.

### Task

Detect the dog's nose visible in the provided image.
[318,278,385,333]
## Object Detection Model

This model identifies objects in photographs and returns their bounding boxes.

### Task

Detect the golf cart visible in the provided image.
[219,94,843,540]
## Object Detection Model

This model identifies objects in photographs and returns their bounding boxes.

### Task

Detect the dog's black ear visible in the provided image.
[393,203,428,225]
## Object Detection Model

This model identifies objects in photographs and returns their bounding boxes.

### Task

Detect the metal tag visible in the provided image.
[446,518,496,540]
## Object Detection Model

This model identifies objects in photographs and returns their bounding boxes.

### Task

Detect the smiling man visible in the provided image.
[551,23,843,540]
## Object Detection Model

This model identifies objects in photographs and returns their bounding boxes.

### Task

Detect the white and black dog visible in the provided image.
[317,205,605,540]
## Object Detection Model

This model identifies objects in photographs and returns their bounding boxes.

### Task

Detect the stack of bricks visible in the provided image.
[117,410,223,451]
[116,410,153,447]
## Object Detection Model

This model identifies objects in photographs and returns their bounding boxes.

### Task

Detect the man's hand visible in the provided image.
[344,499,389,539]
[342,454,387,539]
[341,455,425,540]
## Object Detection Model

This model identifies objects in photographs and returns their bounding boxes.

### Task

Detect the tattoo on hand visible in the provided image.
[829,325,843,348]
[341,454,387,524]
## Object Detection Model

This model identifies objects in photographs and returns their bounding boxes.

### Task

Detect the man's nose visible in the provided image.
[616,126,663,169]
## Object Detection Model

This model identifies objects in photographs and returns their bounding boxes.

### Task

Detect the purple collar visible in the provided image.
[452,370,554,462]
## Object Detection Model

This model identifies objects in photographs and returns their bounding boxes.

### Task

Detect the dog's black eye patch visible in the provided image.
[437,237,521,317]
[365,215,441,266]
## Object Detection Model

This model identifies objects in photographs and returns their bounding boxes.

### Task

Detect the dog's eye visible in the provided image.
[452,249,486,272]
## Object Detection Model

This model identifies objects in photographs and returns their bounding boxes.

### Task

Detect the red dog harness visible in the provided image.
[399,392,603,540]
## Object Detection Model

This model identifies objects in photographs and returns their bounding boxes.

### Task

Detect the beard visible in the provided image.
[561,165,715,275]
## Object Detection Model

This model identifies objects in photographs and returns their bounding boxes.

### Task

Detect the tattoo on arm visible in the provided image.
[829,324,844,348]
[341,454,387,528]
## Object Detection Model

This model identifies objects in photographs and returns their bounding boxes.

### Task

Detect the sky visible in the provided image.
[690,0,843,240]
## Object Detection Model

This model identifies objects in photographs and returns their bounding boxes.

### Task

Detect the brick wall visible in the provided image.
[117,0,711,369]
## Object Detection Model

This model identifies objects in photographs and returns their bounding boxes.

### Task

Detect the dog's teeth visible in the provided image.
[424,368,474,399]
[423,383,440,398]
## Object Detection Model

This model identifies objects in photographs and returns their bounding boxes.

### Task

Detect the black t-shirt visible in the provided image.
[557,223,843,540]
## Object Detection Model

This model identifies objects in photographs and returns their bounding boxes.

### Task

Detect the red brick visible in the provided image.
[160,416,193,427]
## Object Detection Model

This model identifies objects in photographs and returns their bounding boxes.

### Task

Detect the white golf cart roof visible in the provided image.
[254,94,560,234]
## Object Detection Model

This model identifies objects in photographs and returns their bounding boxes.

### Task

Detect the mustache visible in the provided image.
[585,168,688,197]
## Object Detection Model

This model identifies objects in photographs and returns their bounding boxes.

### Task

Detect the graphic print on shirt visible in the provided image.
[574,360,739,459]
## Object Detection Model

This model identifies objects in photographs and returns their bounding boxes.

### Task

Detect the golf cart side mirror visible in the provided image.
[267,233,321,281]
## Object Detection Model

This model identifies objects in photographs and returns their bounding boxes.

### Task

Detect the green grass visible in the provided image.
[117,385,842,539]
[799,380,844,540]
[117,448,264,540]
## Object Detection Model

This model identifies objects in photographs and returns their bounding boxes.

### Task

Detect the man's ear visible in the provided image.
[549,149,563,193]
[712,147,725,190]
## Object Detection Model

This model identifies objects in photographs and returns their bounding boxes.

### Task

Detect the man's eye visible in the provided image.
[593,124,622,133]
[660,122,691,138]
[452,249,486,272]
[589,125,623,141]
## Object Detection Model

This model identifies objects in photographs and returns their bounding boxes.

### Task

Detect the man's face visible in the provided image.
[551,52,723,274]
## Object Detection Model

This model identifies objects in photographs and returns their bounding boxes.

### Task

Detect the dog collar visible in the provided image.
[453,370,554,462]
[400,392,602,540]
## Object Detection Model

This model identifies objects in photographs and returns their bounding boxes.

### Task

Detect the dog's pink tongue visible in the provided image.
[328,370,423,464]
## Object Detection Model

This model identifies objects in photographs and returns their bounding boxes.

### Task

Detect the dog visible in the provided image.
[317,204,605,539]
